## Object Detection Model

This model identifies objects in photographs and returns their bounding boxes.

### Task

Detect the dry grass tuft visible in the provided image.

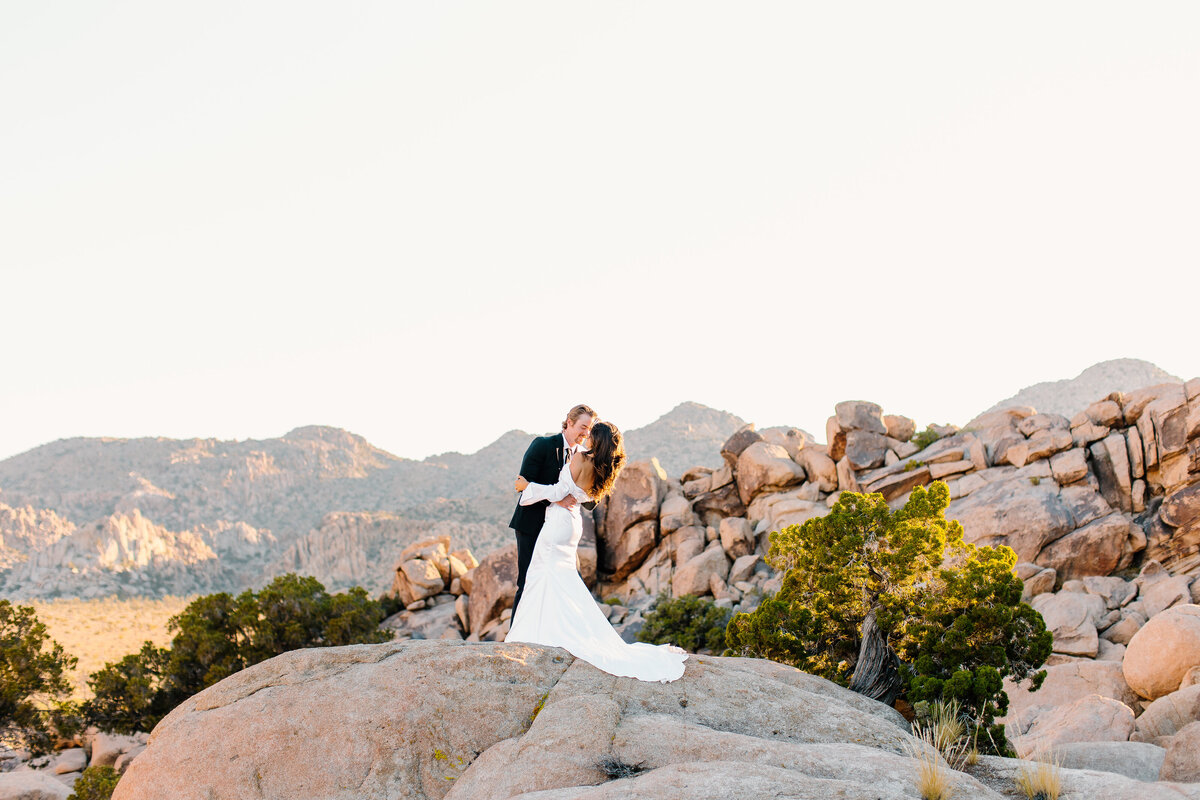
[1015,753,1062,800]
[928,698,967,758]
[906,724,956,800]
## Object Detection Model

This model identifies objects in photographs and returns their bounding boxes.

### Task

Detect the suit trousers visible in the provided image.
[511,526,541,616]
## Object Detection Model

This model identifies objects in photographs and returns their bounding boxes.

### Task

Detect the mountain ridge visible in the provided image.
[1,359,1186,601]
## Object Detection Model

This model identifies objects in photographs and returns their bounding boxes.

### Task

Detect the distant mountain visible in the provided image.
[0,402,742,599]
[623,402,745,476]
[973,358,1182,422]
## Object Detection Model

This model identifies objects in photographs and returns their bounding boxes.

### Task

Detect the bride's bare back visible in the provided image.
[569,451,596,498]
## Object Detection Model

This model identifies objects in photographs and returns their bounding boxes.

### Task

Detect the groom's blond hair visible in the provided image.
[562,404,596,431]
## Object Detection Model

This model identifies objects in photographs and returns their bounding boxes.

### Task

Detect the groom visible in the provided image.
[510,404,597,615]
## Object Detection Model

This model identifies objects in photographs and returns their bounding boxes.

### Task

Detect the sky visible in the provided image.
[1,2,1197,463]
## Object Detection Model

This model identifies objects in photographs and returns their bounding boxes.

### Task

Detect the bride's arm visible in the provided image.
[516,473,572,506]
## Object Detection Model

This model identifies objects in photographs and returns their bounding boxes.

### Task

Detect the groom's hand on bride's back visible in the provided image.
[554,496,578,509]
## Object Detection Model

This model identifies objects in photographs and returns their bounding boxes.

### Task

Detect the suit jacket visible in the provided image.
[509,433,596,535]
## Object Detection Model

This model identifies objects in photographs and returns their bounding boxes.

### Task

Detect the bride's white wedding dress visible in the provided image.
[506,460,688,683]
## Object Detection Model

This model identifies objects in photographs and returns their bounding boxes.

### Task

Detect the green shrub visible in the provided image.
[638,591,731,653]
[0,600,84,755]
[67,765,121,800]
[725,483,1050,753]
[83,574,392,733]
[378,592,407,618]
[910,427,941,451]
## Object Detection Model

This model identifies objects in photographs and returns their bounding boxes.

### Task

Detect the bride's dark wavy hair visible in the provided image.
[586,421,625,500]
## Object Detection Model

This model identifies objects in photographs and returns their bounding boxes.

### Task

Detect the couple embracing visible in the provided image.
[505,404,688,683]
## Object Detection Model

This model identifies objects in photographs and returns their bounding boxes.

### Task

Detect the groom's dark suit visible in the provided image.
[510,433,595,614]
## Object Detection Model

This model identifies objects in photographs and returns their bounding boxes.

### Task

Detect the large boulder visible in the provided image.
[1136,561,1194,619]
[834,400,887,435]
[672,545,731,598]
[843,431,891,471]
[665,526,705,567]
[603,519,659,582]
[111,640,943,800]
[720,425,763,469]
[971,753,1200,800]
[1002,660,1139,731]
[1049,448,1090,484]
[691,482,747,523]
[1134,685,1200,743]
[0,771,72,799]
[757,426,814,461]
[735,443,805,506]
[1049,741,1166,783]
[718,517,754,559]
[883,414,916,443]
[947,477,1075,562]
[796,447,837,493]
[603,460,667,543]
[1006,428,1073,468]
[384,598,461,641]
[400,536,451,565]
[393,558,446,605]
[864,465,932,502]
[90,731,148,769]
[577,513,598,588]
[600,460,667,580]
[658,493,696,536]
[1030,591,1106,657]
[1012,695,1135,758]
[1162,482,1200,530]
[1035,514,1137,582]
[468,544,519,635]
[1160,720,1200,782]
[1124,604,1200,700]
[1082,575,1138,610]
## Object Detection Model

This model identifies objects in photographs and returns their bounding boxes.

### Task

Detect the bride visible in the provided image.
[506,421,688,683]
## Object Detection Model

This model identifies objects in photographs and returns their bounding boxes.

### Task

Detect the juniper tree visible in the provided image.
[83,573,391,733]
[726,482,1050,752]
[0,600,83,755]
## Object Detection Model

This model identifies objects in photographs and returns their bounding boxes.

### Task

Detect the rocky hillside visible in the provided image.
[389,377,1200,649]
[1,362,1189,602]
[382,375,1200,789]
[976,358,1182,421]
[0,404,743,600]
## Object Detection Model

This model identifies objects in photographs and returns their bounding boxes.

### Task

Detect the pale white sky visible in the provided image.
[1,2,1197,463]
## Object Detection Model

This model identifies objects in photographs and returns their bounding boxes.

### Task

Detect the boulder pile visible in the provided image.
[399,378,1200,784]
[0,729,147,798]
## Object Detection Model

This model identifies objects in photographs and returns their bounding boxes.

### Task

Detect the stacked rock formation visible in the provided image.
[433,380,1200,642]
[407,378,1200,783]
[999,559,1200,780]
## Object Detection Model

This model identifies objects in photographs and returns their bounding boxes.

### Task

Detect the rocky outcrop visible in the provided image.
[102,640,1200,800]
[596,460,667,582]
[0,727,149,795]
[110,639,971,800]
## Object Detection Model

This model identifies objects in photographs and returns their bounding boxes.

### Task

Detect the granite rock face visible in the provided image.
[110,640,942,800]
